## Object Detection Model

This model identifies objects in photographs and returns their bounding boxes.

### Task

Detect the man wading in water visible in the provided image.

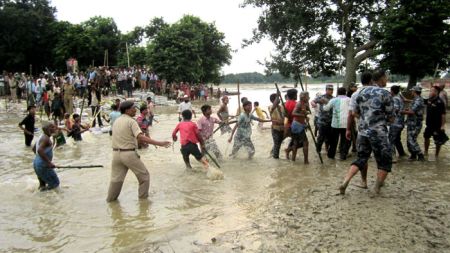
[18,105,36,147]
[32,122,59,191]
[107,101,171,202]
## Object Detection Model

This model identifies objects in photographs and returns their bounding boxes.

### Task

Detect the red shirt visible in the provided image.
[172,121,200,145]
[285,100,297,127]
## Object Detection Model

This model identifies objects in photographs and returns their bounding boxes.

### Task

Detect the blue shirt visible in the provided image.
[109,111,121,127]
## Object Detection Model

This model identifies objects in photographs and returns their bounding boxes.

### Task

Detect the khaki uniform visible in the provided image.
[107,114,149,202]
[63,84,75,114]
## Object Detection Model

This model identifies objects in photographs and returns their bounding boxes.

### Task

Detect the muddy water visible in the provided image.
[0,85,449,252]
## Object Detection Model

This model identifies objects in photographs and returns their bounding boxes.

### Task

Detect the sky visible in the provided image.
[50,0,275,74]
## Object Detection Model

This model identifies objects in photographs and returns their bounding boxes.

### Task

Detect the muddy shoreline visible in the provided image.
[0,91,449,252]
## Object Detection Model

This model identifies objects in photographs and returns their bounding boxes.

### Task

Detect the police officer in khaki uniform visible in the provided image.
[107,101,171,202]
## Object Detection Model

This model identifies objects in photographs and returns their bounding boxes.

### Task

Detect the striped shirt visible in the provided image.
[323,95,350,129]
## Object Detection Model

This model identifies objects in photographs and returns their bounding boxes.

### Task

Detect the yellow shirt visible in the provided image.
[269,105,284,131]
[255,106,265,119]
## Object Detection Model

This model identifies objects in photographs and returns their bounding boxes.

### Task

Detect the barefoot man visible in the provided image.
[339,70,394,195]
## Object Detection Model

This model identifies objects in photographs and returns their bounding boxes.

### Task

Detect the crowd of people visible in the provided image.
[13,67,449,199]
[1,66,219,124]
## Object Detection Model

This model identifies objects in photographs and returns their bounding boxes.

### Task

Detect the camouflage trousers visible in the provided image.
[351,133,392,172]
[406,121,423,156]
[230,135,255,158]
[205,138,222,159]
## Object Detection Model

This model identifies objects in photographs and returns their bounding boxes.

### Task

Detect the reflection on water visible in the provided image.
[0,85,449,252]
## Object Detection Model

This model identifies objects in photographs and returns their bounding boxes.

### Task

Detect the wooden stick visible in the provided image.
[237,80,241,115]
[296,78,324,164]
[274,82,323,164]
[89,106,102,127]
[204,150,221,168]
[213,120,237,133]
[56,165,103,169]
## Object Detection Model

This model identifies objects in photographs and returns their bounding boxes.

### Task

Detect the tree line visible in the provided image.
[243,0,450,88]
[1,0,448,87]
[221,72,410,84]
[0,0,231,84]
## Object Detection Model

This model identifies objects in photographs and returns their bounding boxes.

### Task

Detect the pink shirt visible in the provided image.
[172,121,200,145]
[197,116,220,140]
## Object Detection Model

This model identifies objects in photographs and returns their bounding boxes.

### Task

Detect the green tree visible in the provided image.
[148,15,231,84]
[52,21,95,71]
[380,0,450,89]
[243,0,386,87]
[117,45,148,67]
[144,17,169,39]
[0,0,56,72]
[81,16,121,67]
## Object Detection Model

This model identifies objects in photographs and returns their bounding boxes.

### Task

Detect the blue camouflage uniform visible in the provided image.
[313,94,333,152]
[388,95,406,156]
[406,96,425,156]
[353,86,394,172]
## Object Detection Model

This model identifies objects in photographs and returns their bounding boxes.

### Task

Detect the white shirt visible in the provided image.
[323,95,351,129]
[178,101,193,113]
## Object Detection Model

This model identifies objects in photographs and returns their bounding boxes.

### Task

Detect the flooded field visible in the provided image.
[0,84,449,252]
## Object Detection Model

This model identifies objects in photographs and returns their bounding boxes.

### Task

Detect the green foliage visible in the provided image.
[380,0,450,88]
[0,0,56,72]
[117,46,148,67]
[52,21,94,71]
[243,0,385,86]
[147,15,231,84]
[81,16,121,67]
[144,17,169,39]
[122,26,145,46]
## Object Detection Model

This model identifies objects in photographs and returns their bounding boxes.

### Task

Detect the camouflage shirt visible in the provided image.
[391,95,405,128]
[313,94,334,126]
[407,96,425,123]
[354,86,394,137]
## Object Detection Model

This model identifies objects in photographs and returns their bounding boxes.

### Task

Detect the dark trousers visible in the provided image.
[389,126,406,156]
[118,80,125,95]
[91,106,103,127]
[25,133,34,146]
[316,124,332,152]
[271,128,284,159]
[328,128,350,159]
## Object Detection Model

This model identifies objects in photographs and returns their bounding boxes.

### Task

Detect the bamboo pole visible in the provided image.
[126,42,130,68]
[237,80,241,115]
[57,165,103,169]
[275,82,323,164]
[296,78,323,164]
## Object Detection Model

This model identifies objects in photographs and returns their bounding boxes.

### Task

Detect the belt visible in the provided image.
[112,148,136,152]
